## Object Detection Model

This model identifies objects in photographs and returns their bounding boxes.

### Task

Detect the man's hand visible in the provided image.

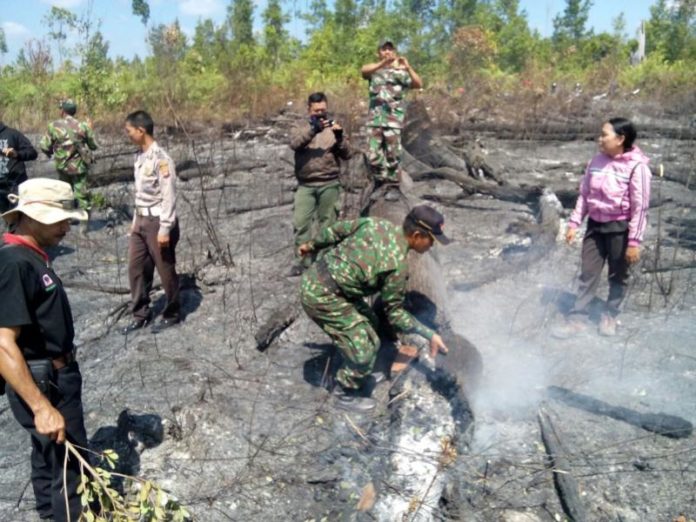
[2,147,16,158]
[395,56,411,70]
[298,243,313,257]
[565,227,577,244]
[625,245,640,264]
[331,122,343,141]
[429,334,449,358]
[157,233,170,248]
[34,404,66,444]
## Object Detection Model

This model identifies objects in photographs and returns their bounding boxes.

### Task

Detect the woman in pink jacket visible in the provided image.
[555,117,651,338]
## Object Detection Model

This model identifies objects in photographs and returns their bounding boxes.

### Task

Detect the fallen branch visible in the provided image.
[547,386,693,439]
[538,408,588,522]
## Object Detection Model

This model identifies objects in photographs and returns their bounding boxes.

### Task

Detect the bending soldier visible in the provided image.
[361,40,422,201]
[39,99,97,233]
[299,205,450,412]
[122,111,181,334]
[0,178,91,522]
[288,92,351,276]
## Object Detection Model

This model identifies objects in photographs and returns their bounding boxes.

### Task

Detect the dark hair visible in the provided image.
[125,110,154,136]
[307,92,327,105]
[403,214,426,237]
[63,106,77,116]
[607,117,637,151]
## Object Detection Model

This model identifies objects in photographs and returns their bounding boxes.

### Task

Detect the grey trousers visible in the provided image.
[570,219,629,318]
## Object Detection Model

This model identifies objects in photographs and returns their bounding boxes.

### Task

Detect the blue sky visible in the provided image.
[1,0,657,63]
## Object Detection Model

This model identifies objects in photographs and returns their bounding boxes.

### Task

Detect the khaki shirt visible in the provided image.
[133,141,177,235]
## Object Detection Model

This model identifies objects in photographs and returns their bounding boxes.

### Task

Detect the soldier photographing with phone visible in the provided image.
[361,40,423,201]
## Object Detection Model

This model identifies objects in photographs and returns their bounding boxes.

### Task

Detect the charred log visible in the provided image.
[538,408,589,522]
[547,385,693,439]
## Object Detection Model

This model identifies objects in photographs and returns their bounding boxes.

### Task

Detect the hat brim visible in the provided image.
[434,233,451,245]
[2,205,87,225]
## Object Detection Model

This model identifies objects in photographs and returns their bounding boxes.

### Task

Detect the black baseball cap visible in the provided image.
[406,205,451,245]
[379,40,396,50]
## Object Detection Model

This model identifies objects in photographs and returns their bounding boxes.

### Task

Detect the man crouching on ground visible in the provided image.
[299,205,450,412]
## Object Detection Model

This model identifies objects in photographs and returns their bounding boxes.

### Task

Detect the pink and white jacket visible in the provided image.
[568,146,652,246]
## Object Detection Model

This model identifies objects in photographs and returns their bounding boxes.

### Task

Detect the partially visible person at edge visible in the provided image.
[121,110,181,335]
[0,178,90,522]
[360,40,422,201]
[288,91,352,277]
[299,205,450,412]
[39,99,98,233]
[553,117,651,339]
[0,119,38,218]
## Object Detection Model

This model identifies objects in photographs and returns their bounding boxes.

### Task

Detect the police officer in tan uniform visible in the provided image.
[122,111,180,334]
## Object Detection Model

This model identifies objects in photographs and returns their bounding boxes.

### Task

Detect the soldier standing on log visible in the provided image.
[299,205,449,412]
[361,40,422,201]
[122,110,181,335]
[288,92,352,277]
[0,178,91,522]
[39,99,98,234]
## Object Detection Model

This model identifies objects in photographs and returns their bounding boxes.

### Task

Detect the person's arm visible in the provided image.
[331,123,351,160]
[81,121,98,151]
[566,161,591,243]
[0,327,66,443]
[289,122,320,151]
[38,127,54,158]
[300,218,365,255]
[398,57,422,89]
[12,132,38,161]
[361,58,392,79]
[157,154,177,245]
[626,162,652,263]
[380,268,434,340]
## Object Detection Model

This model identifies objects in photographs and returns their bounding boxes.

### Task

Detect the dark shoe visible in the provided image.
[151,316,180,334]
[121,318,150,335]
[287,264,305,277]
[550,317,588,340]
[598,314,617,337]
[332,387,376,412]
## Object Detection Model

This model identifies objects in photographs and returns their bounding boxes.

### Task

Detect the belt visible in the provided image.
[135,206,162,217]
[315,259,344,296]
[52,351,76,370]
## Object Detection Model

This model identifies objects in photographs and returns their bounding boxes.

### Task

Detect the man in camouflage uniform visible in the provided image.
[122,110,181,335]
[288,92,351,276]
[39,100,98,220]
[361,41,422,200]
[299,205,450,411]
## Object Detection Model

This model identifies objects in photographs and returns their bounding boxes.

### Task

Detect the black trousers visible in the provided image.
[128,216,181,321]
[6,362,89,522]
[570,219,629,318]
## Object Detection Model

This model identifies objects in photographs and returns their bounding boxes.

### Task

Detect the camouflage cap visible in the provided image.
[60,99,77,113]
[406,205,451,245]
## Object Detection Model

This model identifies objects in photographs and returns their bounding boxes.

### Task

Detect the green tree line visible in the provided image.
[0,0,694,127]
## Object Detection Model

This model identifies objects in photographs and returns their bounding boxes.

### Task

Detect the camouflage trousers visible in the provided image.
[367,126,402,184]
[59,171,90,211]
[300,264,380,390]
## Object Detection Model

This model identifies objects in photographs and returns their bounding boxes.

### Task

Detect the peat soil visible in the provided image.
[0,111,694,521]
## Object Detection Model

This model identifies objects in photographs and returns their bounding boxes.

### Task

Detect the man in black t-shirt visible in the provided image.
[0,178,89,522]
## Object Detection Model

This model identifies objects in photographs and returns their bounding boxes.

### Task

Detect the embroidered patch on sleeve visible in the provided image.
[159,161,170,177]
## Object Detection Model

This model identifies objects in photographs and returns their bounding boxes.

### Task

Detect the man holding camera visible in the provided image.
[0,120,38,216]
[361,40,422,201]
[288,92,351,276]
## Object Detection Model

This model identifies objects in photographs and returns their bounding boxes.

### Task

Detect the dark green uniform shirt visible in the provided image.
[312,217,435,340]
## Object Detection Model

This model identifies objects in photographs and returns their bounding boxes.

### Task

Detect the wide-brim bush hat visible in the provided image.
[2,178,87,225]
